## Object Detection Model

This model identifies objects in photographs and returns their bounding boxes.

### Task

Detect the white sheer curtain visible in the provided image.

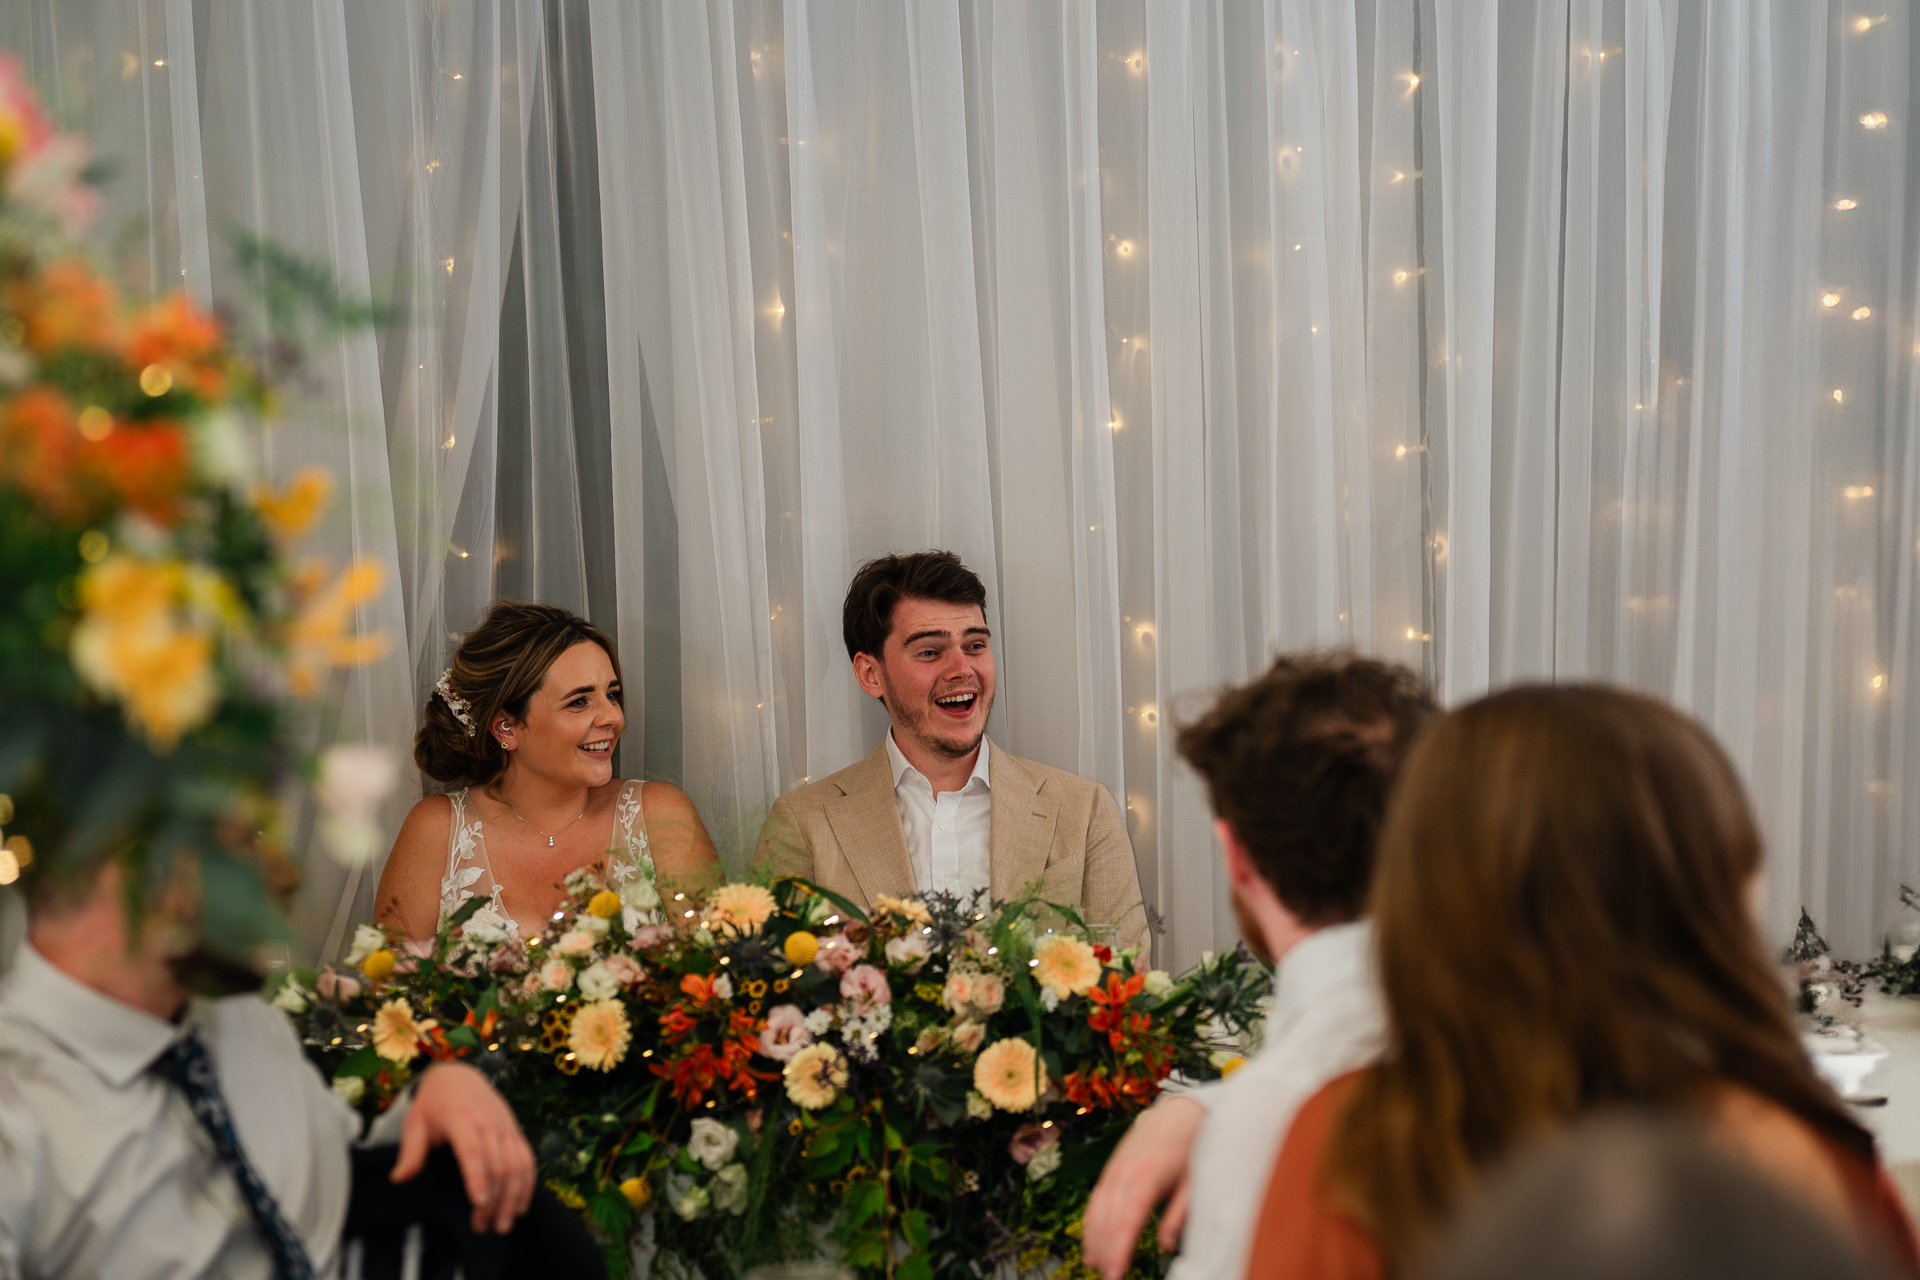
[5,0,1917,969]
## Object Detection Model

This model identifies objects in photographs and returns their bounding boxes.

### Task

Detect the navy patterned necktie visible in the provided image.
[151,1030,317,1280]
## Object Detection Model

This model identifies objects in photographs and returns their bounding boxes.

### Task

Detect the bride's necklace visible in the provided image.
[503,800,588,847]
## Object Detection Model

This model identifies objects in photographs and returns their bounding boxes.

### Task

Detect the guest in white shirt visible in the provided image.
[0,859,554,1279]
[1081,652,1435,1280]
[757,551,1147,951]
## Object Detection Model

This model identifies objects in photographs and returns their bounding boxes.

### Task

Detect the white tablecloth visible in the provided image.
[1848,992,1920,1216]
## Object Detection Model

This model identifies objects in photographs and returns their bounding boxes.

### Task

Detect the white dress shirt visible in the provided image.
[1167,921,1387,1280]
[0,944,397,1279]
[885,730,993,898]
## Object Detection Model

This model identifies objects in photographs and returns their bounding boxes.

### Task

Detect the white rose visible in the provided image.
[463,907,510,946]
[1896,944,1918,964]
[628,877,661,913]
[1040,987,1061,1013]
[687,1117,740,1171]
[1027,1142,1063,1181]
[804,1008,835,1035]
[884,933,932,970]
[1142,969,1175,998]
[316,745,399,867]
[693,927,716,949]
[580,915,611,938]
[713,974,735,1001]
[578,963,620,1001]
[344,923,387,967]
[331,1075,366,1105]
[672,1184,710,1221]
[540,959,575,991]
[271,978,311,1015]
[966,1091,994,1121]
[711,1163,749,1215]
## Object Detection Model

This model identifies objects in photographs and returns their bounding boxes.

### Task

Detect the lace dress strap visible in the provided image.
[439,788,517,936]
[606,780,662,930]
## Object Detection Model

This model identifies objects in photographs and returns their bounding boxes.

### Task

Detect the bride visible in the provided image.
[375,600,721,941]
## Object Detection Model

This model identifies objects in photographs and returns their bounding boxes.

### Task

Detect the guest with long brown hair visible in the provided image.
[1245,685,1920,1279]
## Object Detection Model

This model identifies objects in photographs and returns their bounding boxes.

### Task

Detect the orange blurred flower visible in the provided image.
[8,258,119,355]
[79,423,188,524]
[253,467,331,542]
[285,558,387,696]
[127,294,226,399]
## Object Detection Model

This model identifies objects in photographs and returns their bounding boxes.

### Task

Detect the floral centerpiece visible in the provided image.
[0,56,385,955]
[283,876,1268,1279]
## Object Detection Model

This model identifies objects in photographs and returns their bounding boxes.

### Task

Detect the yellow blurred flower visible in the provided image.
[587,890,624,919]
[784,1043,847,1110]
[253,467,331,542]
[567,999,632,1072]
[872,894,933,925]
[371,998,427,1063]
[620,1177,651,1210]
[286,558,387,697]
[69,555,217,750]
[360,948,396,983]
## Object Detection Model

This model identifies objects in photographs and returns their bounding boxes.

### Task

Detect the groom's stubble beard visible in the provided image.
[882,678,994,762]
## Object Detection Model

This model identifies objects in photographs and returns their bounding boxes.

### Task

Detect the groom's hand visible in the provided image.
[391,1061,536,1234]
[1083,1094,1206,1280]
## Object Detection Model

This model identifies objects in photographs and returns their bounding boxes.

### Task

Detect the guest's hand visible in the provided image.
[1083,1095,1206,1280]
[391,1061,536,1234]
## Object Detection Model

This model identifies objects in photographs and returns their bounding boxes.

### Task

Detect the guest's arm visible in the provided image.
[1080,784,1150,960]
[1083,1093,1209,1279]
[385,1061,536,1235]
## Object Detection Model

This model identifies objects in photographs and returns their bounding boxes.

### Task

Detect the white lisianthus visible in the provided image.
[271,977,312,1015]
[331,1075,366,1105]
[628,876,661,914]
[1027,1142,1063,1181]
[884,932,933,970]
[711,1163,749,1215]
[580,914,611,938]
[577,962,621,1002]
[463,907,511,946]
[1142,969,1175,998]
[672,1183,710,1221]
[688,1117,740,1171]
[344,923,386,967]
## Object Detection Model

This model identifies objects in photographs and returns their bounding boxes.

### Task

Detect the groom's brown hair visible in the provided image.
[842,550,988,663]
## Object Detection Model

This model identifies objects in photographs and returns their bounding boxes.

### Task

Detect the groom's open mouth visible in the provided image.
[579,738,614,758]
[933,691,979,719]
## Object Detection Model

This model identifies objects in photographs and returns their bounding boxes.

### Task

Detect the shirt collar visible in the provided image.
[886,729,992,794]
[0,943,188,1089]
[1269,919,1373,1030]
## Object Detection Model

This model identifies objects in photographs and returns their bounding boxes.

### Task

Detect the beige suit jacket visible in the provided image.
[754,739,1150,956]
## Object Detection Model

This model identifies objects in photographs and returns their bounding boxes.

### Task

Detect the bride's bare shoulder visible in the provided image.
[376,794,458,935]
[393,793,456,852]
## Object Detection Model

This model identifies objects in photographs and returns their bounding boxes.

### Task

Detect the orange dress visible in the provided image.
[1243,1072,1920,1280]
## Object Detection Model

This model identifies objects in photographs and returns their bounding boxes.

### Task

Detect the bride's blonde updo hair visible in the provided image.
[415,599,623,792]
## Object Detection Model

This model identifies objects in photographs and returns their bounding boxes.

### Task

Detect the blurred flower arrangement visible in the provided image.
[280,876,1268,1280]
[0,57,388,957]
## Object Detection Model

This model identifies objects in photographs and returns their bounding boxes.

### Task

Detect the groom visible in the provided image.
[756,551,1149,952]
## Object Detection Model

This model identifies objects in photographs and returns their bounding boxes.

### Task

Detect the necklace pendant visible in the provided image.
[549,836,556,847]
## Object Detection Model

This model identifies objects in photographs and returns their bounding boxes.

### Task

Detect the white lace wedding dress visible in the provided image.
[437,779,660,937]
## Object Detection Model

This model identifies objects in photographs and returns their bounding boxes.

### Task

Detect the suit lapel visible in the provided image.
[825,743,916,905]
[990,744,1059,902]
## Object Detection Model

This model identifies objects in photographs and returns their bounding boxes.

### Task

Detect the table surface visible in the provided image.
[1848,994,1920,1179]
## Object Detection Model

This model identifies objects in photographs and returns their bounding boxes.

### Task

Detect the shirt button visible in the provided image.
[938,823,947,831]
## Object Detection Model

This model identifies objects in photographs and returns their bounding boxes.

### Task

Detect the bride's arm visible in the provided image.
[373,795,454,940]
[642,782,725,900]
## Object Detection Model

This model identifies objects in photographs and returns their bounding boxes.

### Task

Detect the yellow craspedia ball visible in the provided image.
[1218,1055,1249,1079]
[588,890,624,919]
[361,949,396,983]
[783,931,820,968]
[619,1176,651,1210]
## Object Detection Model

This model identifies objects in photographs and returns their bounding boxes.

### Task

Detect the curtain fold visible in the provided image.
[6,0,1919,967]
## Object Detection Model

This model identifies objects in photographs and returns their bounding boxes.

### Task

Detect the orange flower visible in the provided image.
[9,258,119,355]
[253,468,331,542]
[679,972,715,1005]
[127,293,227,399]
[285,558,387,696]
[80,423,188,524]
[0,384,80,518]
[660,1007,697,1041]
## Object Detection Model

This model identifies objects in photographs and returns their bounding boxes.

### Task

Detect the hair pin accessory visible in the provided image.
[435,668,476,737]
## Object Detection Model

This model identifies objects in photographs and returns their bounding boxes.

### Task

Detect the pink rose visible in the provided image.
[757,1004,814,1061]
[839,965,891,1015]
[913,1028,943,1055]
[943,971,975,1011]
[1008,1122,1061,1166]
[950,1020,986,1053]
[540,959,575,990]
[603,955,644,987]
[555,931,596,958]
[814,934,862,974]
[970,974,1006,1015]
[630,923,676,950]
[488,940,527,974]
[315,969,360,1001]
